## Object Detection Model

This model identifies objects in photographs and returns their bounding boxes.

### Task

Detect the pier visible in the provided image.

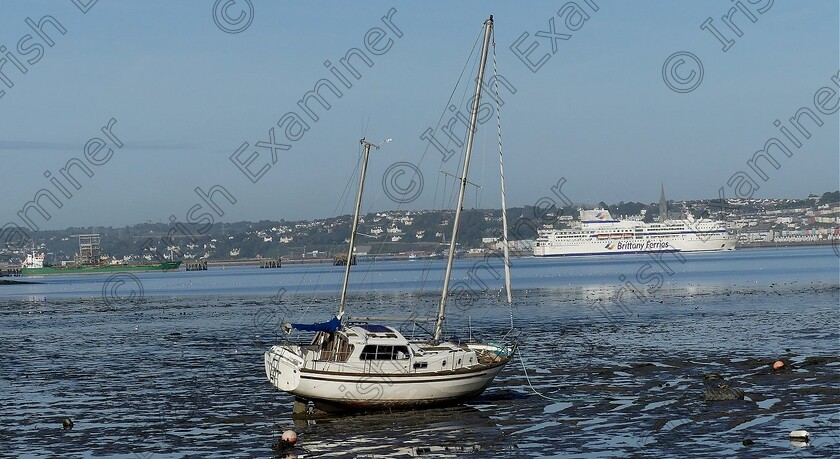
[184,260,208,271]
[333,254,357,266]
[0,268,21,277]
[259,258,282,269]
[183,258,282,271]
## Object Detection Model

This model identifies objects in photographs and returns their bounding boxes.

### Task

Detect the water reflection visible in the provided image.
[291,405,514,458]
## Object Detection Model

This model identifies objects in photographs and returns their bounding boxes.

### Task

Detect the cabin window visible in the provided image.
[319,334,354,362]
[360,345,410,360]
[413,362,428,369]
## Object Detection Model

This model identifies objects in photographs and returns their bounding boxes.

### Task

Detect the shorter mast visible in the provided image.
[338,138,378,318]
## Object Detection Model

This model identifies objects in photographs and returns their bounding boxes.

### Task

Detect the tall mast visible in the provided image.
[338,138,378,317]
[434,16,494,343]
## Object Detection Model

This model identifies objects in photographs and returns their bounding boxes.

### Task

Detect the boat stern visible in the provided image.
[264,345,304,393]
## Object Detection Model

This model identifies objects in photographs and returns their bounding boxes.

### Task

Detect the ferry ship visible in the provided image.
[534,209,736,257]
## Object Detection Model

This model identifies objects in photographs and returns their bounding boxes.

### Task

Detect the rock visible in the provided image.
[702,373,745,401]
[293,400,308,415]
[789,430,809,440]
[704,384,745,401]
[801,356,829,367]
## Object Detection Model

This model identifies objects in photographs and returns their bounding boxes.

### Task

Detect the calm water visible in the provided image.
[1,246,838,458]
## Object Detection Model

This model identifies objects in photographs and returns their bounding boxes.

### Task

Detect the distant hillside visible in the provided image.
[1,206,554,265]
[1,191,837,265]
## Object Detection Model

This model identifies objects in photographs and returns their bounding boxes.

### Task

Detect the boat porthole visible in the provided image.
[458,359,461,365]
[442,361,447,367]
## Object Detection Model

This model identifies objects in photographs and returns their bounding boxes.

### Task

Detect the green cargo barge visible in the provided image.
[21,261,182,276]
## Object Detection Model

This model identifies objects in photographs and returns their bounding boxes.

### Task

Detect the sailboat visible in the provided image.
[264,15,514,413]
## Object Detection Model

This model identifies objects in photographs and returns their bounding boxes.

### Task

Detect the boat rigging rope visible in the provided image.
[491,29,598,404]
[491,28,514,330]
[355,28,481,295]
[289,145,364,327]
[354,25,484,310]
[518,354,603,403]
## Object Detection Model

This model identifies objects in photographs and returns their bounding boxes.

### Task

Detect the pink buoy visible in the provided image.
[281,430,297,444]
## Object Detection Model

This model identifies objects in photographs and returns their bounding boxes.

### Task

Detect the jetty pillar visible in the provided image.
[184,260,208,271]
[259,258,282,269]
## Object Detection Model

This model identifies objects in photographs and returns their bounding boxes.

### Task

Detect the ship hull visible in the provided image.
[21,261,182,276]
[534,235,736,257]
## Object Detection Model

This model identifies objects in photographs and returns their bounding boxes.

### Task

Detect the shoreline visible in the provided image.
[2,242,834,277]
[192,242,838,267]
[0,279,42,285]
[736,240,836,250]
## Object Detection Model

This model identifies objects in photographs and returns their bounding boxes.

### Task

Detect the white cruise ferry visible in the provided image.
[534,209,736,257]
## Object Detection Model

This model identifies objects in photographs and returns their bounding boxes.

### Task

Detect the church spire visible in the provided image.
[659,182,667,223]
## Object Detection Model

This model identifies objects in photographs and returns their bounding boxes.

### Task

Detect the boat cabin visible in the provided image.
[309,324,410,362]
[300,324,482,374]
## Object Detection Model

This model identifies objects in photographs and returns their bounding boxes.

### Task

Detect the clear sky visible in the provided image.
[0,0,837,231]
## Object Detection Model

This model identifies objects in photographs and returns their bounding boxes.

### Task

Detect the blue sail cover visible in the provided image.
[290,316,342,333]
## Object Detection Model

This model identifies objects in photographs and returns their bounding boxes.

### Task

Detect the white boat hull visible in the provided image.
[264,345,509,410]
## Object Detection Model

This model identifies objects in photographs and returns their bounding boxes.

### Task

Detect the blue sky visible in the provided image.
[0,0,837,230]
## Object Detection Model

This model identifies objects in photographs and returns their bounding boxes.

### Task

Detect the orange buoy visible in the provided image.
[772,360,785,371]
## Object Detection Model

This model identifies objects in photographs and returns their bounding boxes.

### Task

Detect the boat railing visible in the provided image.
[347,315,436,323]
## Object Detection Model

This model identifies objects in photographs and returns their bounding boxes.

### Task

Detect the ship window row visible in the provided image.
[542,228,723,239]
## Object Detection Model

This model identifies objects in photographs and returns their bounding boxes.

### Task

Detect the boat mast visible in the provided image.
[338,138,379,317]
[494,29,513,305]
[434,16,494,343]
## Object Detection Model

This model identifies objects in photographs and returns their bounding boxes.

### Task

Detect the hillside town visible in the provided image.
[1,191,837,267]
